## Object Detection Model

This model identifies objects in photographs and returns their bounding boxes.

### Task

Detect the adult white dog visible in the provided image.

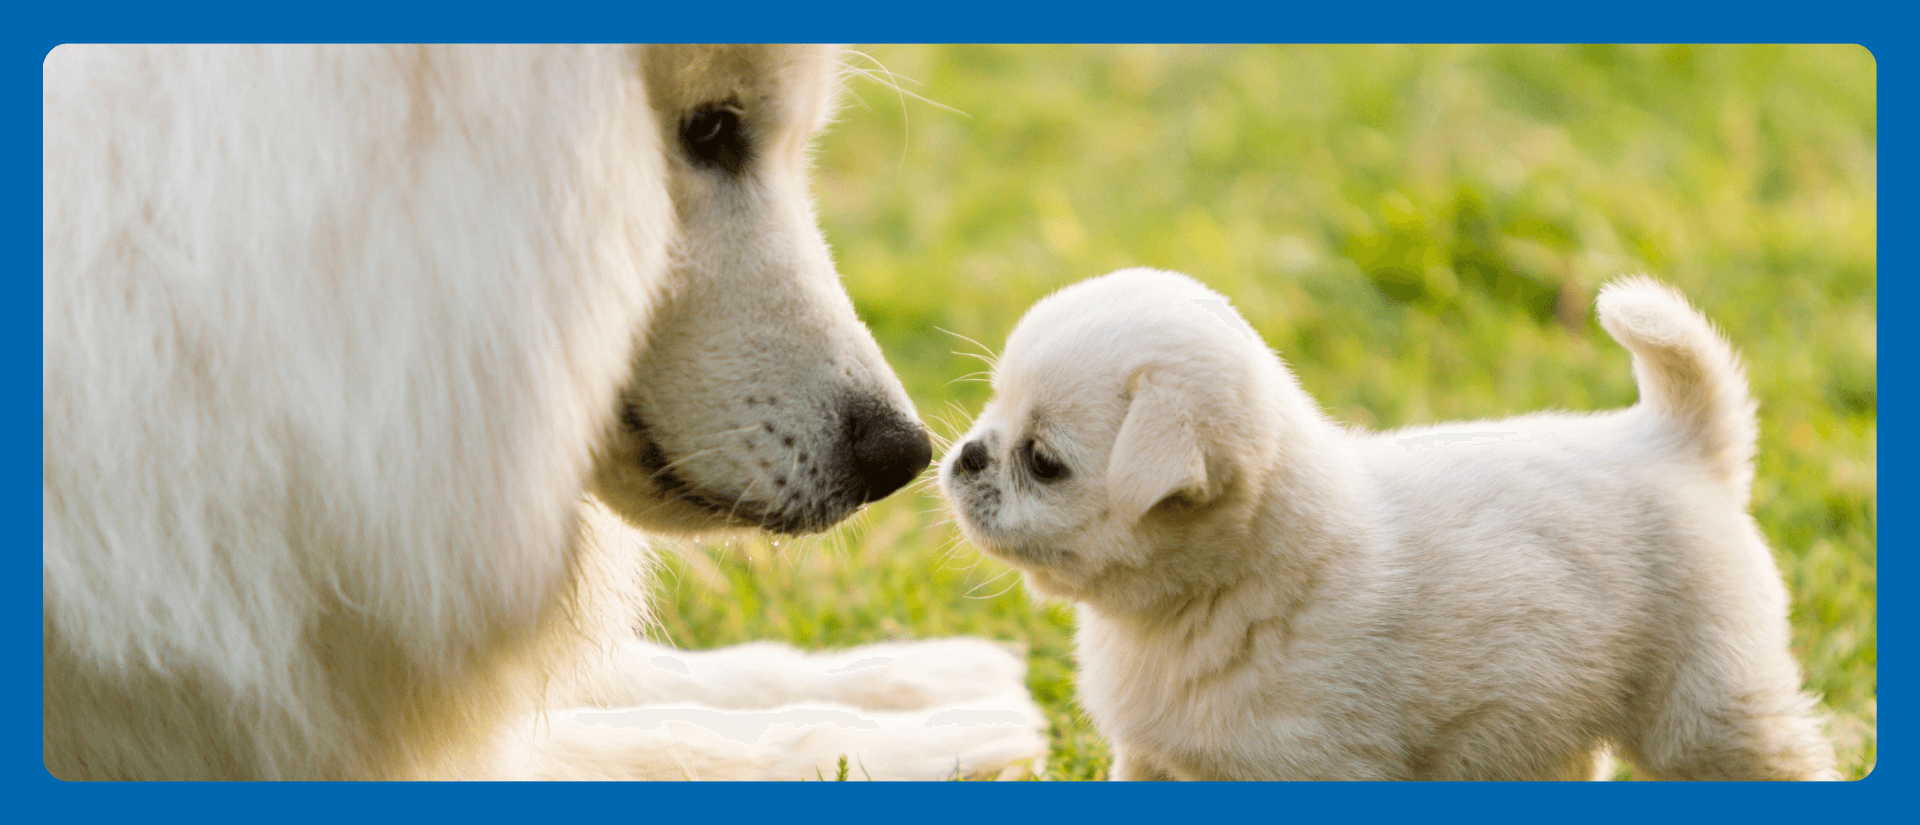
[940,268,1836,781]
[44,44,1045,780]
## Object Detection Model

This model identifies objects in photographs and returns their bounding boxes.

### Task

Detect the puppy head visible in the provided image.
[939,268,1288,601]
[592,45,932,537]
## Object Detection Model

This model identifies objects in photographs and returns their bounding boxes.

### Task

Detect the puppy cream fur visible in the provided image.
[45,44,1044,781]
[940,268,1836,780]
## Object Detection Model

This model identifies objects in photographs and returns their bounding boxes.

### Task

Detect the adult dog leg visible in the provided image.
[512,689,1047,780]
[598,637,1034,712]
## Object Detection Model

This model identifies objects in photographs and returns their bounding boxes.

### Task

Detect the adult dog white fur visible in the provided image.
[939,267,1837,780]
[44,44,1045,780]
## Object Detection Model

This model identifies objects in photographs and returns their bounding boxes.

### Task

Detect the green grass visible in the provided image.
[646,45,1876,781]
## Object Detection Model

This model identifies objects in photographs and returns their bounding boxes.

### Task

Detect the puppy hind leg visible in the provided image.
[1621,657,1839,781]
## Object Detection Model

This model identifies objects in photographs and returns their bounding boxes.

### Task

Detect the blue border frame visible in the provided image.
[14,2,1893,822]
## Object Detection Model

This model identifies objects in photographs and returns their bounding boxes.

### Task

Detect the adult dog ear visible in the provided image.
[1108,369,1212,523]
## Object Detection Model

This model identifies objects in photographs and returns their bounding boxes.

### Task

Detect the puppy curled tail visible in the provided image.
[1597,275,1758,493]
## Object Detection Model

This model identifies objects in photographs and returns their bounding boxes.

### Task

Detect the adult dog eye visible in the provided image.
[1023,440,1068,483]
[680,101,748,175]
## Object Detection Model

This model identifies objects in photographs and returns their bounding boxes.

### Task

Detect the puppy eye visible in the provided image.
[680,101,749,174]
[1022,440,1069,483]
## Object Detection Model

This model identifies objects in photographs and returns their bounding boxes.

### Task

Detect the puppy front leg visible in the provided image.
[1110,744,1176,781]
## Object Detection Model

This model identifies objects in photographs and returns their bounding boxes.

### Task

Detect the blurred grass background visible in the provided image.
[645,45,1876,780]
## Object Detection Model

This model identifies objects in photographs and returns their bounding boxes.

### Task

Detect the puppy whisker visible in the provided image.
[950,350,999,369]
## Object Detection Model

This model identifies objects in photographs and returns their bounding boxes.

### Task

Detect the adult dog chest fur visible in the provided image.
[939,268,1837,781]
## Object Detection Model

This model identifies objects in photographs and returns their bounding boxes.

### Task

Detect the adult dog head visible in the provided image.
[592,45,932,537]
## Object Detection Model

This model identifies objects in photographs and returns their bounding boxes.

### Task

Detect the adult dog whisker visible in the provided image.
[645,446,728,485]
[962,565,1020,600]
[837,51,971,117]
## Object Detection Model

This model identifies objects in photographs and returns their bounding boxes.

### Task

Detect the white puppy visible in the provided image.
[939,267,1837,780]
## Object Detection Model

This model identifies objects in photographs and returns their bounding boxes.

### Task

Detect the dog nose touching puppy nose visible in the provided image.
[847,400,934,502]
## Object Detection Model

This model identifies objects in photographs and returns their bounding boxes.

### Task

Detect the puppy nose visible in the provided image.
[845,401,933,504]
[955,439,989,477]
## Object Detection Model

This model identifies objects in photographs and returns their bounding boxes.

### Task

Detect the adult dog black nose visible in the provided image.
[955,439,989,477]
[846,401,933,503]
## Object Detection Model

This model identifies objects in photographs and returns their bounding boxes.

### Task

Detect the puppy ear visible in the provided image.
[1108,370,1212,523]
